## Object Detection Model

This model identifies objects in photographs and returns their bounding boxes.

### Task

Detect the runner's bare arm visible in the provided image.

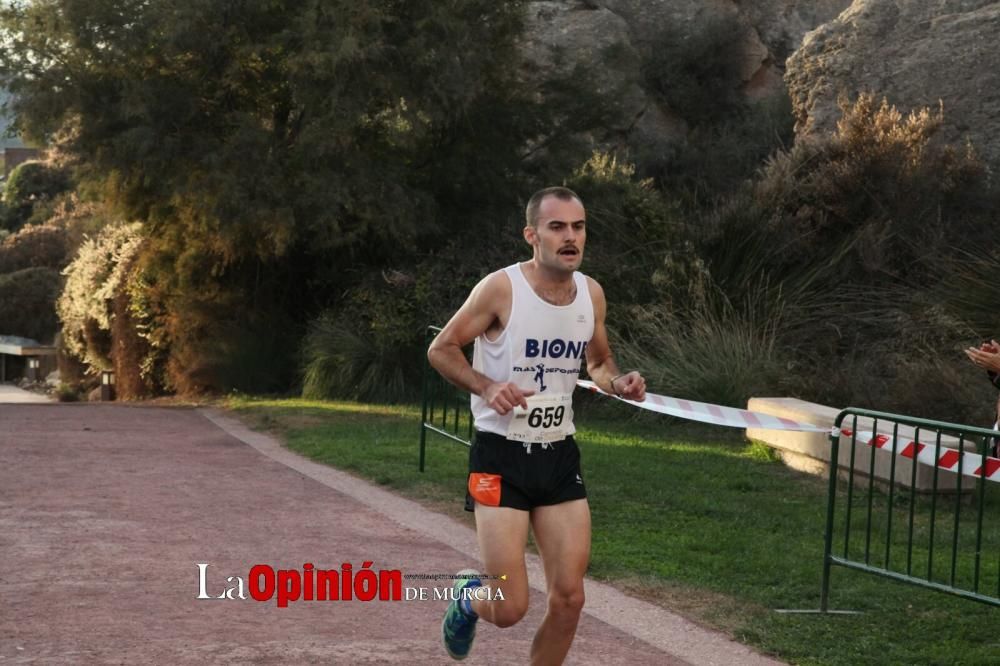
[428,272,535,415]
[584,278,646,401]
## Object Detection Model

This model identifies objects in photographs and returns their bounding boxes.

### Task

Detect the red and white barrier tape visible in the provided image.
[576,380,1000,484]
[575,380,832,433]
[848,430,1000,484]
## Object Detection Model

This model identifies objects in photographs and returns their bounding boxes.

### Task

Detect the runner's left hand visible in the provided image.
[613,371,646,402]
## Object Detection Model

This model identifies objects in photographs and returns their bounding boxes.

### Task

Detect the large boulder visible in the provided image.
[786,0,1000,164]
[519,2,684,152]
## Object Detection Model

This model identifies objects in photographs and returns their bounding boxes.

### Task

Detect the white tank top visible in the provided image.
[471,263,595,439]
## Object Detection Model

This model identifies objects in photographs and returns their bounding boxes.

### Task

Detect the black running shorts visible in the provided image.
[464,430,588,512]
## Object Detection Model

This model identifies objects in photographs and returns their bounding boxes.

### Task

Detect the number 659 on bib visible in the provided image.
[506,393,573,443]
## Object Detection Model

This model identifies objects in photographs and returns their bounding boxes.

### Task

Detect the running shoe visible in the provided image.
[442,568,481,660]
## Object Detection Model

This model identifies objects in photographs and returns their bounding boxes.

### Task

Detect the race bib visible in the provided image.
[506,393,573,443]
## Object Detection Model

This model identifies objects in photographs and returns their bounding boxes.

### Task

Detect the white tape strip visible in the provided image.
[849,430,1000,484]
[576,380,1000,484]
[575,380,830,433]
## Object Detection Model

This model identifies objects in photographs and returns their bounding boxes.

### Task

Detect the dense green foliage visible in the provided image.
[1,161,71,231]
[565,152,697,311]
[1,0,615,394]
[0,265,62,341]
[300,246,498,403]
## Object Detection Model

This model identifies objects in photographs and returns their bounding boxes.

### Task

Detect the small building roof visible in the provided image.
[0,334,57,356]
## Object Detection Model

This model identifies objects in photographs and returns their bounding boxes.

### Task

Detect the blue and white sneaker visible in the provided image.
[442,569,482,660]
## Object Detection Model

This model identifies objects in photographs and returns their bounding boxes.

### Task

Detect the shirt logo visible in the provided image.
[525,338,588,359]
[533,364,547,393]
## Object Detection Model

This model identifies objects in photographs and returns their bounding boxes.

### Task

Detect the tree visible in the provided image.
[1,160,71,231]
[1,1,614,392]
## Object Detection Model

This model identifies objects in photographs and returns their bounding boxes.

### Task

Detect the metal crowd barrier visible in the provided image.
[820,408,1000,610]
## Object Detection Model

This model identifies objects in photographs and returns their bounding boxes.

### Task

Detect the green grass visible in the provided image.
[226,396,1000,665]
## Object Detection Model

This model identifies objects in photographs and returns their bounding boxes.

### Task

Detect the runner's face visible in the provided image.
[528,196,586,273]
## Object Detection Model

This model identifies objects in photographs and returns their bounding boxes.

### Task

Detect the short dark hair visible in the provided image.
[524,186,582,228]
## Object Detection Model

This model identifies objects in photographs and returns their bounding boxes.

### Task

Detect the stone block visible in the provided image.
[746,397,977,494]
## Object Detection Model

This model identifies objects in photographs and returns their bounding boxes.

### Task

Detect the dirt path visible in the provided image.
[0,385,51,403]
[0,403,782,665]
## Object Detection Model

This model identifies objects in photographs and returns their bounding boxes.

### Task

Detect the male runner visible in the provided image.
[427,186,646,664]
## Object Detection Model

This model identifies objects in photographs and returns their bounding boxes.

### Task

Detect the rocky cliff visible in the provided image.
[521,1,1000,167]
[786,0,1000,164]
[520,0,851,151]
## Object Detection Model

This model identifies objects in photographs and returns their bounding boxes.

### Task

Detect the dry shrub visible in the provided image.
[0,224,68,273]
[46,195,120,256]
[692,94,1000,419]
[747,93,994,285]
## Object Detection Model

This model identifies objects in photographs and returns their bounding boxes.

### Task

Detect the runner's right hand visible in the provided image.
[482,382,535,415]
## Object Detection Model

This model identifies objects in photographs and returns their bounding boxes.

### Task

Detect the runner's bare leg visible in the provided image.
[471,504,531,627]
[528,498,591,666]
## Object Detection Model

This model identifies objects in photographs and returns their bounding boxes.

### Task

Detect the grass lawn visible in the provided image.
[226,395,1000,665]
